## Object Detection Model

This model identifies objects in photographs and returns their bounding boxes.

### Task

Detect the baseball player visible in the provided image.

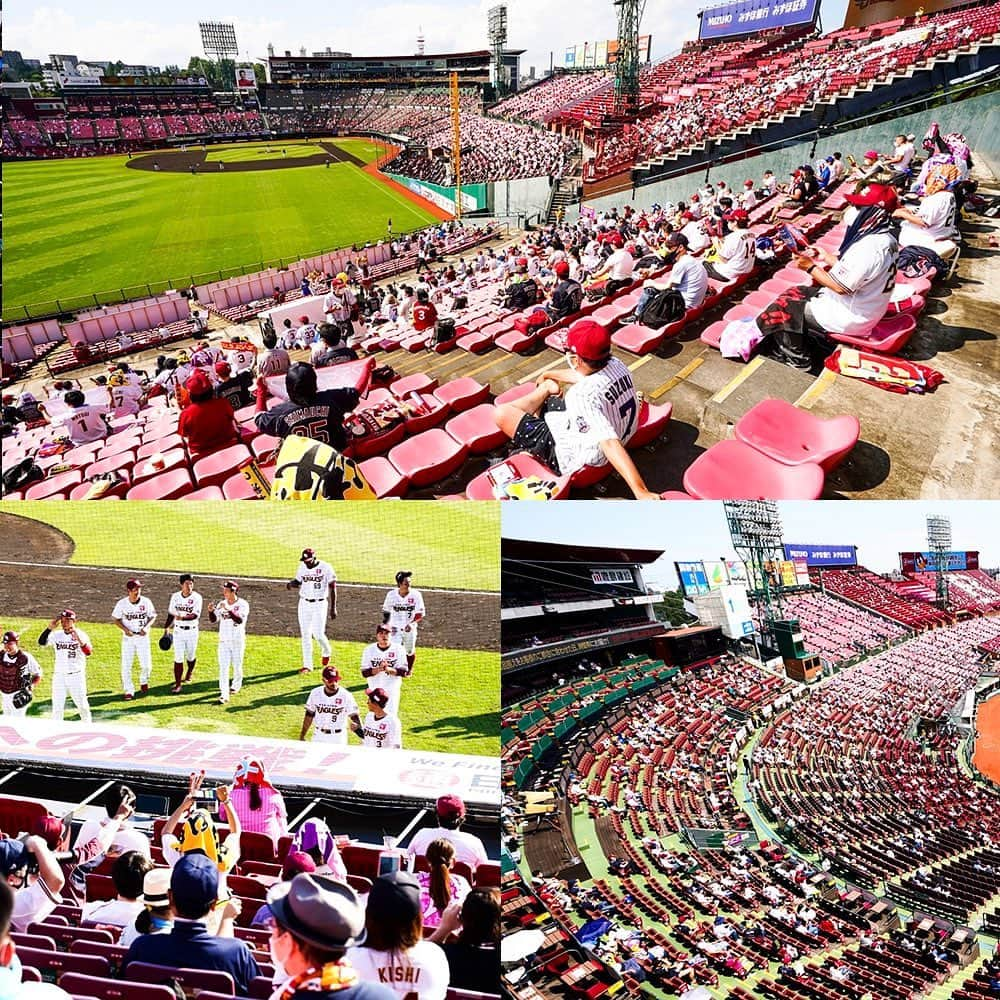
[163,574,203,693]
[300,666,361,743]
[382,571,425,672]
[360,623,409,717]
[38,610,93,722]
[208,581,249,705]
[0,631,43,718]
[287,548,337,675]
[354,687,402,749]
[112,579,157,700]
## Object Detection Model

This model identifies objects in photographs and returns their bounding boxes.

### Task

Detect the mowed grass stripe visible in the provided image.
[4,152,440,315]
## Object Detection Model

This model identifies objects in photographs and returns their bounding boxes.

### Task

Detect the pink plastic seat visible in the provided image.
[136,434,183,460]
[456,327,498,353]
[612,322,664,355]
[434,377,489,414]
[734,398,860,472]
[83,450,136,482]
[126,468,194,499]
[24,469,84,500]
[544,328,570,352]
[401,332,430,352]
[61,442,104,469]
[181,485,226,500]
[388,429,468,488]
[700,321,726,350]
[132,447,188,485]
[569,462,613,489]
[464,454,570,500]
[445,404,507,455]
[401,394,449,435]
[358,457,410,498]
[660,490,696,499]
[493,383,536,406]
[683,439,825,499]
[221,471,265,500]
[829,313,916,353]
[97,432,142,460]
[628,400,673,448]
[193,443,253,489]
[251,434,282,460]
[391,373,438,396]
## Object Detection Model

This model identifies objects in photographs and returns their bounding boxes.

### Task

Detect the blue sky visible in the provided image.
[8,0,851,82]
[503,502,1000,589]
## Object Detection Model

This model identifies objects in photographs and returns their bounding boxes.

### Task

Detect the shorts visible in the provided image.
[511,413,561,474]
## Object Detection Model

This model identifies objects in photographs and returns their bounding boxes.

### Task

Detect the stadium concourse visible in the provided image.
[500,537,1000,1000]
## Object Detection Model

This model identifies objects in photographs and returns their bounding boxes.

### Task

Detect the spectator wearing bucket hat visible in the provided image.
[120,865,173,946]
[347,872,449,1000]
[492,319,661,499]
[178,370,241,457]
[408,796,488,872]
[123,853,260,994]
[269,874,395,1000]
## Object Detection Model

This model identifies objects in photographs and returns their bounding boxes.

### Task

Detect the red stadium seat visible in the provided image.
[250,434,282,460]
[433,377,490,413]
[611,322,666,355]
[464,454,570,500]
[358,457,410,498]
[445,404,508,455]
[493,383,536,406]
[136,434,184,460]
[98,432,143,460]
[628,401,673,448]
[125,962,236,997]
[181,485,226,500]
[15,945,110,979]
[402,394,449,435]
[59,974,177,1000]
[193,444,253,489]
[683,439,825,499]
[24,469,83,500]
[388,430,468,488]
[61,441,104,469]
[132,448,188,485]
[829,314,917,354]
[391,373,438,396]
[734,398,860,471]
[83,450,136,485]
[125,468,194,500]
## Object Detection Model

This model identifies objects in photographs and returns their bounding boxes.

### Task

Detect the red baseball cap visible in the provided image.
[215,361,232,378]
[436,794,466,821]
[61,609,77,620]
[744,179,755,187]
[185,371,213,395]
[724,209,750,223]
[299,315,310,324]
[566,320,611,363]
[367,687,389,708]
[554,261,570,277]
[322,665,340,683]
[844,183,898,211]
[126,578,142,590]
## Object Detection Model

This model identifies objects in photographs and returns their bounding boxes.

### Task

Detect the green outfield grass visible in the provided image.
[3,146,440,319]
[204,141,325,163]
[8,503,499,591]
[332,138,385,164]
[4,617,498,755]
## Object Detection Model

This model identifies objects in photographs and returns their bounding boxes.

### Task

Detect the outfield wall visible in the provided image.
[490,175,554,220]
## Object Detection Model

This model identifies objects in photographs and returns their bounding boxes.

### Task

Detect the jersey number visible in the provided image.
[292,420,330,445]
[619,399,638,439]
[881,262,897,295]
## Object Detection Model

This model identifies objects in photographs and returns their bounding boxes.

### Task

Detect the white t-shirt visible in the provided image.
[347,940,449,1000]
[408,827,489,870]
[214,598,249,641]
[361,711,402,749]
[61,404,110,444]
[892,141,915,171]
[382,589,425,631]
[545,356,638,476]
[226,345,256,375]
[81,896,144,927]
[11,878,60,931]
[670,254,709,309]
[360,641,407,711]
[305,685,359,735]
[109,383,144,418]
[112,596,156,635]
[296,560,337,600]
[681,221,710,253]
[41,626,90,674]
[808,232,898,337]
[603,248,635,282]
[714,230,757,279]
[168,590,203,626]
[75,817,151,860]
[739,189,758,210]
[899,191,958,246]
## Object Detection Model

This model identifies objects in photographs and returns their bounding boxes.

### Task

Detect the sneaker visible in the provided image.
[140,684,149,694]
[170,684,183,694]
[219,697,229,705]
[298,667,312,674]
[230,685,241,694]
[123,693,134,701]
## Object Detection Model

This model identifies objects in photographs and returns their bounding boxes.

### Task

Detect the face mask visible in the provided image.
[0,950,22,1000]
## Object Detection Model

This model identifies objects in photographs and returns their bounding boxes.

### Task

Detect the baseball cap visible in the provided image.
[2,631,19,644]
[667,232,690,248]
[223,580,239,592]
[691,194,700,202]
[680,211,695,221]
[215,361,232,378]
[299,315,310,324]
[395,571,412,586]
[844,183,898,212]
[724,209,750,223]
[516,257,528,267]
[554,261,570,277]
[825,155,835,163]
[436,793,466,821]
[126,578,142,590]
[143,866,171,907]
[34,816,67,852]
[367,687,389,708]
[281,851,318,880]
[171,853,220,915]
[366,871,420,925]
[61,609,77,620]
[0,838,31,876]
[185,371,213,396]
[565,320,611,364]
[322,665,341,683]
[744,179,754,187]
[376,623,390,634]
[268,873,366,950]
[301,548,316,562]
[863,150,880,161]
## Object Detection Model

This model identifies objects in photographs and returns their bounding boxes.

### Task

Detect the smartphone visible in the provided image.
[488,462,516,490]
[378,852,401,876]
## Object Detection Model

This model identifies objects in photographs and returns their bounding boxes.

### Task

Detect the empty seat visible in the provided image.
[136,434,184,460]
[388,430,468,488]
[734,398,860,471]
[181,485,226,500]
[391,373,438,396]
[493,383,536,406]
[683,439,825,499]
[132,447,188,485]
[358,457,409,498]
[434,378,490,413]
[628,400,673,448]
[24,469,83,501]
[611,322,665,355]
[125,468,194,500]
[829,313,916,353]
[445,404,508,455]
[193,444,253,489]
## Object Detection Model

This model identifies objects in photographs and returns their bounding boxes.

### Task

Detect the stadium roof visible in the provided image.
[268,49,524,63]
[503,538,665,565]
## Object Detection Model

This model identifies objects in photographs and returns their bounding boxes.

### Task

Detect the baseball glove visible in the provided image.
[158,633,173,651]
[12,686,33,710]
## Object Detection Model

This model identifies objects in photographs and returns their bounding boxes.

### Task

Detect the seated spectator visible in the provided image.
[223,757,288,848]
[592,242,636,296]
[119,866,172,946]
[429,888,501,995]
[0,834,65,931]
[0,880,72,998]
[123,854,260,995]
[408,795,488,872]
[266,873,395,1000]
[108,370,145,418]
[411,290,438,333]
[417,839,471,929]
[259,330,291,378]
[251,851,317,928]
[347,872,449,1000]
[314,324,360,367]
[178,371,242,456]
[894,185,959,255]
[81,850,152,928]
[546,261,584,321]
[705,211,756,282]
[666,233,709,310]
[214,361,254,410]
[680,214,711,253]
[161,770,242,872]
[59,389,110,444]
[290,818,348,881]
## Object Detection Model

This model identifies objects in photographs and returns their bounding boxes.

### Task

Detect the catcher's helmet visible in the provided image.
[285,362,317,403]
[395,570,412,586]
[158,633,173,652]
[12,686,33,710]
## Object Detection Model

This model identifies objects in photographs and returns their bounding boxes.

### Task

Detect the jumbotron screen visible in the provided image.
[698,0,820,41]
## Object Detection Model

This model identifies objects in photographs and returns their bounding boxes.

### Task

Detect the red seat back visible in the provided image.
[60,973,178,1000]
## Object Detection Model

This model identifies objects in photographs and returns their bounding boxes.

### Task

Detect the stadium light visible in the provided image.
[927,514,952,610]
[724,500,785,628]
[200,21,239,90]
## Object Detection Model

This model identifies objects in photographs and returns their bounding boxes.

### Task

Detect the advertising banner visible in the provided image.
[386,175,486,214]
[236,65,258,89]
[677,561,710,597]
[565,47,576,67]
[783,543,858,567]
[780,561,798,587]
[704,560,729,590]
[899,551,977,573]
[698,0,820,41]
[725,559,748,584]
[793,559,811,586]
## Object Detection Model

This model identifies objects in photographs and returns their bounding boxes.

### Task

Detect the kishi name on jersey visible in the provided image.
[378,967,423,984]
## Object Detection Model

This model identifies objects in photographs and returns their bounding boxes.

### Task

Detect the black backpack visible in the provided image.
[552,279,584,318]
[636,287,686,329]
[505,279,539,310]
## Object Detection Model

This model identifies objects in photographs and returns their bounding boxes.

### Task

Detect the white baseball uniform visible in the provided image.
[168,589,203,662]
[214,597,250,701]
[361,711,402,749]
[41,626,92,722]
[112,596,157,696]
[382,588,425,656]
[360,640,408,716]
[0,650,42,718]
[295,560,336,671]
[305,685,359,743]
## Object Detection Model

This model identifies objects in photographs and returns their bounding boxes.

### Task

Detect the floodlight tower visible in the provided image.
[613,0,645,117]
[450,71,463,220]
[488,5,508,99]
[927,514,952,611]
[724,501,786,626]
[199,21,239,90]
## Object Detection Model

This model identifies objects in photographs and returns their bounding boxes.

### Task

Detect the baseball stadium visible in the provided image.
[500,501,1000,1000]
[2,0,999,500]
